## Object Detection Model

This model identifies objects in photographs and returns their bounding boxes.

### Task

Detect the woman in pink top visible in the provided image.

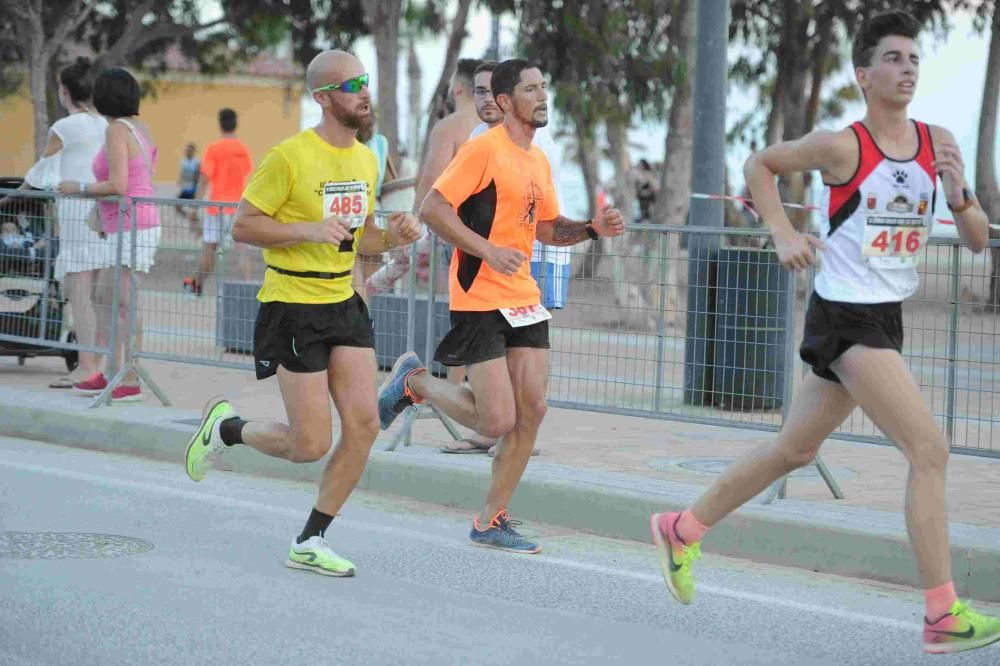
[58,67,161,402]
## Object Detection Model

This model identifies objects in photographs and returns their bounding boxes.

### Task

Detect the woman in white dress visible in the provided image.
[27,58,109,387]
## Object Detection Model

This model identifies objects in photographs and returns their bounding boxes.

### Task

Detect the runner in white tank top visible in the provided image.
[650,11,1000,657]
[816,119,937,304]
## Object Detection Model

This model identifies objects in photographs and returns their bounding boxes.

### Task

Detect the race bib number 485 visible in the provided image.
[323,181,368,230]
[862,214,927,269]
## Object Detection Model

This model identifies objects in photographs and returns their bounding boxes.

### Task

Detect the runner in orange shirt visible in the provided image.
[378,59,625,553]
[190,108,253,294]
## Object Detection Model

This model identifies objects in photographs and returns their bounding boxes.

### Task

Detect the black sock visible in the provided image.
[219,417,247,446]
[297,508,334,544]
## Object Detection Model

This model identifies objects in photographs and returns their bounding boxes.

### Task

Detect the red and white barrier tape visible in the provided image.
[690,192,1000,231]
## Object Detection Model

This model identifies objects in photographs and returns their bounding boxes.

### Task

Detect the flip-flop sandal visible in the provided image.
[48,376,77,389]
[487,444,542,457]
[440,438,493,454]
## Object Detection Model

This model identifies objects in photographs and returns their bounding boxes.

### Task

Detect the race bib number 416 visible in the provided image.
[862,214,927,269]
[323,181,368,230]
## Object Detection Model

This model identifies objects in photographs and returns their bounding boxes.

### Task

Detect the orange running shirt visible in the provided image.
[201,137,253,214]
[433,125,559,311]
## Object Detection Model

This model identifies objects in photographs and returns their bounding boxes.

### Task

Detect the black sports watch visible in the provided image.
[585,223,599,240]
[947,187,973,214]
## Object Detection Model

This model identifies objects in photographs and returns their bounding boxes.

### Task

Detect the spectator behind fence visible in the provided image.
[635,158,658,223]
[187,108,254,295]
[12,58,110,389]
[58,67,161,402]
[353,109,399,301]
[175,142,200,223]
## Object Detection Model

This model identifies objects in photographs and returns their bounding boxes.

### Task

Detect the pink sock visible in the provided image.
[924,581,958,622]
[658,510,709,545]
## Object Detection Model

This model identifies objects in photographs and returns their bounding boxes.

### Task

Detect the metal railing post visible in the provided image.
[945,244,961,444]
[91,199,125,407]
[654,228,669,412]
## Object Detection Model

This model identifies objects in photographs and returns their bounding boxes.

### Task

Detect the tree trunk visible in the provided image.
[406,36,422,172]
[978,7,1000,305]
[419,0,474,163]
[572,119,601,279]
[28,46,49,159]
[656,0,696,326]
[366,0,403,167]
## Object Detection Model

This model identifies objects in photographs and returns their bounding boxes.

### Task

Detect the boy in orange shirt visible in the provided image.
[190,108,253,294]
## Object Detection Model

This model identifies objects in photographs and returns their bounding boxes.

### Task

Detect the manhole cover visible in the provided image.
[0,532,154,559]
[649,458,856,480]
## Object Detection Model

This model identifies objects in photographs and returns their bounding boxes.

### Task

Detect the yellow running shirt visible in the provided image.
[243,128,378,304]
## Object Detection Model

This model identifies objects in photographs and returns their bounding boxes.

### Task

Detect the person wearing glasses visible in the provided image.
[182,50,422,577]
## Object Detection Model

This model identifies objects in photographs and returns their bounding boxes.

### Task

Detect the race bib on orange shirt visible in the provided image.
[500,304,552,328]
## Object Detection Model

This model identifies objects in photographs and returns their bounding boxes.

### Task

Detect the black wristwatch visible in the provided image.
[947,187,973,214]
[585,223,599,240]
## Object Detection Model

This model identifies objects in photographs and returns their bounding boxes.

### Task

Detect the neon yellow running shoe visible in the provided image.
[286,536,356,577]
[924,600,1000,654]
[650,512,701,605]
[184,395,236,482]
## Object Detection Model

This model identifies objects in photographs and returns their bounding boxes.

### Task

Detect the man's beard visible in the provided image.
[331,101,366,130]
[515,105,548,128]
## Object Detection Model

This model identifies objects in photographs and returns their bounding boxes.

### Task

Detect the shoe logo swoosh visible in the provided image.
[934,626,975,639]
[667,544,682,572]
[201,427,212,448]
[297,552,317,563]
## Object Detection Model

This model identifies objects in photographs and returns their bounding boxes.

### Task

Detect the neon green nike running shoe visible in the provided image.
[184,395,236,482]
[650,512,701,605]
[924,600,1000,654]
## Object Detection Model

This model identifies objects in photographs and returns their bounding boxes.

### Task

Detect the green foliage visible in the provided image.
[517,0,680,123]
[727,0,954,145]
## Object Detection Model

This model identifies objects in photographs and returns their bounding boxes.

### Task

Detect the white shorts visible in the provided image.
[202,212,233,245]
[104,226,161,274]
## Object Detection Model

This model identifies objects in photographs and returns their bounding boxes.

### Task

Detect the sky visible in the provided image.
[297,7,998,222]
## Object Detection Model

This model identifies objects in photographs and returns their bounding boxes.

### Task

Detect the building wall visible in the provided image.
[0,75,302,187]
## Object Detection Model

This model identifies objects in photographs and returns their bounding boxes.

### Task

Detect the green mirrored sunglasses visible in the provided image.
[311,73,370,95]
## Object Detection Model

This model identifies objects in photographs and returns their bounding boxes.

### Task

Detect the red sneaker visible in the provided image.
[111,385,142,402]
[72,372,108,396]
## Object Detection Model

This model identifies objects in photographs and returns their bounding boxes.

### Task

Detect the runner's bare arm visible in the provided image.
[930,125,988,253]
[412,121,457,214]
[536,206,626,246]
[356,212,422,255]
[420,189,526,275]
[232,198,352,248]
[744,130,852,270]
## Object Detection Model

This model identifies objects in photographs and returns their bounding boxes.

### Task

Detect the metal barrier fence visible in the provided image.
[1,189,997,458]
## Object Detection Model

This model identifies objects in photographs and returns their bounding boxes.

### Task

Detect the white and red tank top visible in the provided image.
[815,120,936,304]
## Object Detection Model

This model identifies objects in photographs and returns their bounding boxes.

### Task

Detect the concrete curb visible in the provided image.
[5,388,1000,601]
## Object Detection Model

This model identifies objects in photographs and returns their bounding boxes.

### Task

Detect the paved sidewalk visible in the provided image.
[6,354,1000,528]
[3,355,1000,601]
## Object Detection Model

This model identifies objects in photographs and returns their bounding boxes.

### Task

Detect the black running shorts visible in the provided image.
[433,310,549,367]
[799,292,903,383]
[253,294,374,380]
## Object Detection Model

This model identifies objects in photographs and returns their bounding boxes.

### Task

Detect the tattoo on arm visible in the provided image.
[550,216,591,246]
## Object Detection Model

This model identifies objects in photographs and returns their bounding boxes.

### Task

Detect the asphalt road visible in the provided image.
[1,436,998,666]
